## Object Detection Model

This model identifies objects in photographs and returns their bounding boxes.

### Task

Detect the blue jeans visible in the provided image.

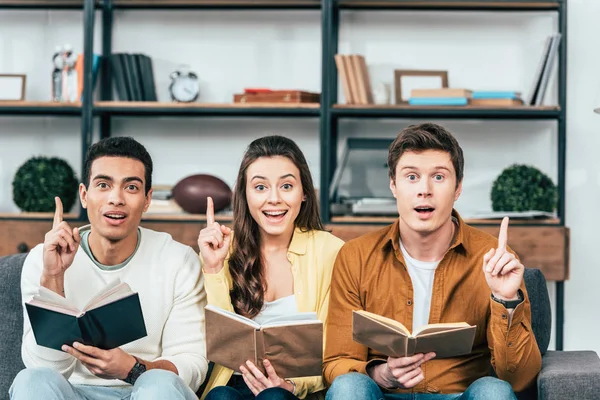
[205,373,298,400]
[325,373,517,400]
[9,367,199,400]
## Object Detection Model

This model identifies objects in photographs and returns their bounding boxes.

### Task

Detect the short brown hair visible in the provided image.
[388,123,464,185]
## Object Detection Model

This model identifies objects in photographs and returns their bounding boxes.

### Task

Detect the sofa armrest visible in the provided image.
[538,351,600,400]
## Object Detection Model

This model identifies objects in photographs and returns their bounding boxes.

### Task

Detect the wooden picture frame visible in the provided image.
[0,74,26,101]
[394,70,448,105]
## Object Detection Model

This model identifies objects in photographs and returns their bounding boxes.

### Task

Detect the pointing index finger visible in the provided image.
[206,197,215,225]
[53,197,63,229]
[498,216,509,250]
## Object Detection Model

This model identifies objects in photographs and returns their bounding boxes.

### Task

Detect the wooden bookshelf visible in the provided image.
[93,101,320,117]
[0,0,83,7]
[142,213,233,222]
[337,0,560,11]
[0,212,79,220]
[331,104,561,119]
[0,101,81,115]
[111,0,321,8]
[333,104,560,110]
[330,215,561,225]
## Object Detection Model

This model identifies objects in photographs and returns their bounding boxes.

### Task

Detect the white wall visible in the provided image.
[0,1,597,354]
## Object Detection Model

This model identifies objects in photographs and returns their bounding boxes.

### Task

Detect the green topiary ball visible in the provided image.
[491,164,557,212]
[12,156,79,213]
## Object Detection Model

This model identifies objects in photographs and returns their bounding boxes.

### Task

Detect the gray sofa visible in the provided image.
[1,253,599,400]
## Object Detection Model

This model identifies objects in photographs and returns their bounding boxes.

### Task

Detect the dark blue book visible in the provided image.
[25,281,147,351]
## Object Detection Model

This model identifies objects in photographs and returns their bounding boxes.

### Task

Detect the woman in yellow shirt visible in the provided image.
[198,135,344,400]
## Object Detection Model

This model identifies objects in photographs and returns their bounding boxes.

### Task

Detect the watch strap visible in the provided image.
[491,289,524,309]
[123,357,146,385]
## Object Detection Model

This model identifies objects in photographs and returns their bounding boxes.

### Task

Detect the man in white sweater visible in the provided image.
[10,137,208,399]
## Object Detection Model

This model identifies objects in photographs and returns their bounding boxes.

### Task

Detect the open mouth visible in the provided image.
[263,210,287,219]
[104,213,127,220]
[414,206,435,214]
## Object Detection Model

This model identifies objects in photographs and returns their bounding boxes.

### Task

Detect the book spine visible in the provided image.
[78,313,101,347]
[407,337,417,357]
[408,97,468,106]
[255,329,266,375]
[472,91,520,99]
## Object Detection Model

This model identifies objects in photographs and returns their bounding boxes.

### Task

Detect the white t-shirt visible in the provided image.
[399,241,441,333]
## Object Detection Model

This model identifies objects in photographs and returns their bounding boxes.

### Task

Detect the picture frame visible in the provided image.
[0,74,26,101]
[394,70,448,105]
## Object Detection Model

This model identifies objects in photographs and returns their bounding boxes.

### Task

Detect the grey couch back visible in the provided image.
[0,254,27,400]
[0,254,552,400]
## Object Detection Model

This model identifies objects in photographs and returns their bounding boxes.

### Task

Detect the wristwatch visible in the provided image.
[123,357,146,385]
[491,289,524,309]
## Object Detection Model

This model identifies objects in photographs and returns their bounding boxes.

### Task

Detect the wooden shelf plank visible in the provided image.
[110,0,320,8]
[337,0,560,11]
[94,101,320,117]
[0,101,81,116]
[330,215,561,225]
[0,0,84,8]
[326,222,568,281]
[332,104,561,119]
[0,212,80,220]
[142,212,232,222]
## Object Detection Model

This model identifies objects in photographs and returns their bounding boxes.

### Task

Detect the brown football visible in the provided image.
[172,174,232,214]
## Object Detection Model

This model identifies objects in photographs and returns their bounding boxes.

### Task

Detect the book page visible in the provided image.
[413,322,471,337]
[83,281,135,311]
[205,305,260,329]
[354,310,411,336]
[28,287,81,316]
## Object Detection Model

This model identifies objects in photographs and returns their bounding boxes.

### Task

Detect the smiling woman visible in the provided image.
[197,135,345,400]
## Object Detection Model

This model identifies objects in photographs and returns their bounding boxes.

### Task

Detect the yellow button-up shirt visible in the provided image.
[200,228,344,399]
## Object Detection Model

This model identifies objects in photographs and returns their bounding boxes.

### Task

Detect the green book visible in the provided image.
[25,281,147,351]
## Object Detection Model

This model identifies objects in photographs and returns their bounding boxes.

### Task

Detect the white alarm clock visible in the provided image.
[169,66,199,103]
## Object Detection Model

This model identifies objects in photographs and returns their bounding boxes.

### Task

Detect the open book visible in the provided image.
[25,281,147,351]
[205,305,323,377]
[352,310,476,359]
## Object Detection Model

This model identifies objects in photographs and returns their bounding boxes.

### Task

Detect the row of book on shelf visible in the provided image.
[26,280,476,377]
[335,33,561,107]
[110,52,158,102]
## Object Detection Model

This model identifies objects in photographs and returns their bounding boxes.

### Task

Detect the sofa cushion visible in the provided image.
[523,268,551,355]
[0,253,27,400]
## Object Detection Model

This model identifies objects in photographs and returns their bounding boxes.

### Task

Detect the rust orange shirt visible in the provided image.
[323,211,541,394]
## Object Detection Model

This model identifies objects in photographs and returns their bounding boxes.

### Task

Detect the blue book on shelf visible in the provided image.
[472,91,520,99]
[79,54,101,102]
[408,97,468,106]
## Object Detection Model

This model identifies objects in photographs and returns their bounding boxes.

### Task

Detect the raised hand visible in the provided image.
[42,197,81,281]
[197,197,231,273]
[482,217,524,301]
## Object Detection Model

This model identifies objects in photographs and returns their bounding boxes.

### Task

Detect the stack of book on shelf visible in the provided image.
[232,88,320,104]
[334,54,373,105]
[408,88,471,106]
[470,91,523,106]
[110,52,157,102]
[408,89,525,107]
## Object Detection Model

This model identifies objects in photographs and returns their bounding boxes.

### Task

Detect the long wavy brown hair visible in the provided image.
[229,135,324,319]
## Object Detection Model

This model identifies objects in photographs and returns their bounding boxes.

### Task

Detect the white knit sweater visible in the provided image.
[20,227,208,392]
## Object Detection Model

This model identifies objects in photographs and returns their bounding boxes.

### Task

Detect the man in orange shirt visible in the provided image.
[323,123,541,399]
